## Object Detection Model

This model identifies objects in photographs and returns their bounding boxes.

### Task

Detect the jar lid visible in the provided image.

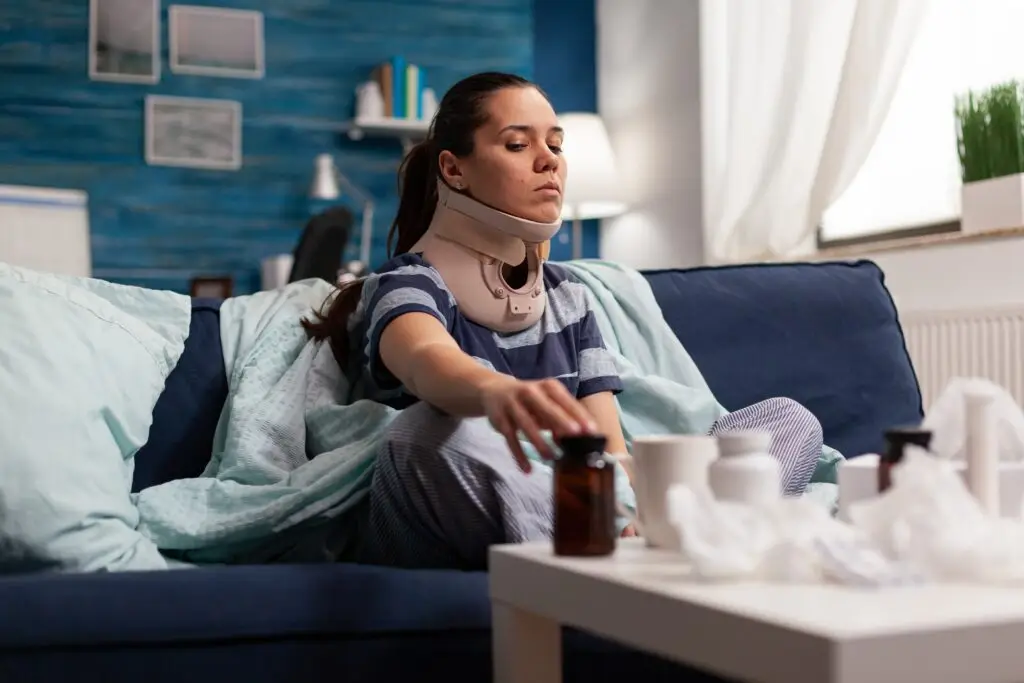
[558,434,608,456]
[716,430,772,457]
[882,426,932,463]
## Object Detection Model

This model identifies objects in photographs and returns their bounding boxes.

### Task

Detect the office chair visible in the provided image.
[288,206,354,283]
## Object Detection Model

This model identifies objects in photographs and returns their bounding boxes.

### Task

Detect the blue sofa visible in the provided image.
[0,260,922,683]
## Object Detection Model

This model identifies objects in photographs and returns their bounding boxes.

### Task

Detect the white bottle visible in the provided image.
[709,431,781,505]
[355,81,385,120]
[421,88,439,121]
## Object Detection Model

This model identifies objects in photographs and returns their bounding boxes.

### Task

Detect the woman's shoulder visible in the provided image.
[541,260,574,286]
[369,253,450,292]
[541,262,592,315]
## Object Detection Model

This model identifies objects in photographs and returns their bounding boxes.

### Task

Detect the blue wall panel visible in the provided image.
[0,0,533,293]
[532,0,600,262]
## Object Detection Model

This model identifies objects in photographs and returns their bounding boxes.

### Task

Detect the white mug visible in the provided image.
[631,434,719,550]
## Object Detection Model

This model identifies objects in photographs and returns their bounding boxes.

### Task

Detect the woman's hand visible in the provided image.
[480,376,598,472]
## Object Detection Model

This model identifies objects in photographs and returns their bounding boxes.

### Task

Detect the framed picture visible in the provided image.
[145,95,243,171]
[88,0,160,83]
[189,276,234,299]
[169,5,265,79]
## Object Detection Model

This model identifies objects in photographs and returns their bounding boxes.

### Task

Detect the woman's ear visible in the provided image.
[437,150,465,190]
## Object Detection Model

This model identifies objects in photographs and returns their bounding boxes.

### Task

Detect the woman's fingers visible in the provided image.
[493,413,532,473]
[540,380,597,433]
[519,383,580,437]
[508,400,554,460]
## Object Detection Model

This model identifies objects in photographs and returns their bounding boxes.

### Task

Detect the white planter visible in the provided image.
[961,172,1024,234]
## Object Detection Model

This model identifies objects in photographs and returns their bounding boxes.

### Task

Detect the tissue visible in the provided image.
[663,378,1024,586]
[839,377,1024,520]
[666,483,916,585]
[667,452,1024,586]
[849,447,1024,583]
[923,377,1024,463]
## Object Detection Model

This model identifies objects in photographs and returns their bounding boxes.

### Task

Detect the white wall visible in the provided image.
[866,238,1024,313]
[596,0,1018,314]
[596,0,704,269]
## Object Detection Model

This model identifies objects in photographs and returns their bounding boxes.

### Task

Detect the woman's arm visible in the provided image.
[580,391,633,480]
[581,390,638,537]
[580,391,626,454]
[378,311,597,468]
[378,311,505,418]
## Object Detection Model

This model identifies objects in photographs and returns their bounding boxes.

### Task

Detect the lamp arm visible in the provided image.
[332,167,376,266]
[333,169,375,210]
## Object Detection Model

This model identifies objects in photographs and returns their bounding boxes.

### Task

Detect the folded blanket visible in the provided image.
[134,263,841,563]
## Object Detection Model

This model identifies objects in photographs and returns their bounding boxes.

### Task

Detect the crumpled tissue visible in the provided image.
[666,377,1024,586]
[923,377,1024,463]
[666,482,919,586]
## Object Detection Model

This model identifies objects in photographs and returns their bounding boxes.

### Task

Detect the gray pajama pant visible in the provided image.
[356,397,823,570]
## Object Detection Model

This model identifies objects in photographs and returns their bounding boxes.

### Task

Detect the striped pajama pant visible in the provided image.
[355,397,823,570]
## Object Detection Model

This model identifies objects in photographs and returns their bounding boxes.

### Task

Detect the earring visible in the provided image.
[454,182,464,190]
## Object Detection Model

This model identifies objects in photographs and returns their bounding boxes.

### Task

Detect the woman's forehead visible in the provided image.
[483,87,559,132]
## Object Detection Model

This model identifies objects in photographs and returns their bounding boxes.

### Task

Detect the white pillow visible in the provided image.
[0,262,191,571]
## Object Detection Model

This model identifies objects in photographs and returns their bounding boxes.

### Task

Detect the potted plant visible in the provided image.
[956,80,1024,234]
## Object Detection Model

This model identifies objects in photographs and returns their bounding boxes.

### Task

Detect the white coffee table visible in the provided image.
[490,538,1024,683]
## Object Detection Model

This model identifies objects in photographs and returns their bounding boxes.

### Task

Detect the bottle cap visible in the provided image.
[558,434,608,456]
[716,430,772,457]
[882,426,932,463]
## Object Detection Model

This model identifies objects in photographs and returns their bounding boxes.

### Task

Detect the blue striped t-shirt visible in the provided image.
[348,253,623,408]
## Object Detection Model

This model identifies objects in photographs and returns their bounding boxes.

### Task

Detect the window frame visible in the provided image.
[815,218,961,251]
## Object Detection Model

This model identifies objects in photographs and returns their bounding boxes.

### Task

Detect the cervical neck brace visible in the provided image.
[409,181,562,332]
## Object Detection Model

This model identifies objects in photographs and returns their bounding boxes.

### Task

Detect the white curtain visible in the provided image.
[700,0,931,263]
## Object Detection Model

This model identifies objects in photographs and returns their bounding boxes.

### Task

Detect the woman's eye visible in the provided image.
[548,145,563,155]
[506,142,527,152]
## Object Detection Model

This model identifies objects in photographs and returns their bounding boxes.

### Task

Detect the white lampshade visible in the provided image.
[558,113,627,220]
[310,153,341,200]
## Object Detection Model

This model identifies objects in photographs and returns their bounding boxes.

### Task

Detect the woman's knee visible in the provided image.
[370,401,553,565]
[379,402,507,478]
[711,397,823,495]
[762,397,823,441]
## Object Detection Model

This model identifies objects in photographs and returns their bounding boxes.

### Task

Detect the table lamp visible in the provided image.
[309,153,376,269]
[558,113,627,260]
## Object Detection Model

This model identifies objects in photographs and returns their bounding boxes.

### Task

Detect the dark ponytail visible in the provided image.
[302,71,537,369]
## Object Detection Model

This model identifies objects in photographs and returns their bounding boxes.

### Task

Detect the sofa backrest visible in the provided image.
[643,259,922,459]
[133,259,922,491]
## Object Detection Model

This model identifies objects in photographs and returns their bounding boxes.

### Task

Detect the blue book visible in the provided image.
[390,55,406,120]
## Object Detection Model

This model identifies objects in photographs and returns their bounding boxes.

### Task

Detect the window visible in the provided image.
[820,0,1024,244]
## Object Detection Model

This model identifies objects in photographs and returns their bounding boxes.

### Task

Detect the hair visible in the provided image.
[301,71,540,368]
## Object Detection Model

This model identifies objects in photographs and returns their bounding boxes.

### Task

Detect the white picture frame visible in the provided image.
[88,0,160,84]
[169,5,265,79]
[145,95,243,171]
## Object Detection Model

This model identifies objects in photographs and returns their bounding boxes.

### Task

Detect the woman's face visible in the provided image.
[439,86,567,223]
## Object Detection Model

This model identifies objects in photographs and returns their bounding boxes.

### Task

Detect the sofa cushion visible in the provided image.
[133,298,228,492]
[643,260,922,458]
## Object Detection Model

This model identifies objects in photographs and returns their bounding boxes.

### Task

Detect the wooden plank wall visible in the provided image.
[0,0,533,294]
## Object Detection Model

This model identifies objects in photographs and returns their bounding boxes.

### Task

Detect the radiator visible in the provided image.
[901,307,1024,411]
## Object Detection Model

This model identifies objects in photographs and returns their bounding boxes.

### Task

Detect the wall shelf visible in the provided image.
[347,117,430,152]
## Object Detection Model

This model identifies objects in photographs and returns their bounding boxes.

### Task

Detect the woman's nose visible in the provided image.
[536,147,559,172]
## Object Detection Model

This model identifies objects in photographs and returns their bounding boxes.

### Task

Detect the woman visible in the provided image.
[304,72,823,570]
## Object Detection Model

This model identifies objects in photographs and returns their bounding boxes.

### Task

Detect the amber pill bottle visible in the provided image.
[553,434,617,557]
[878,427,933,493]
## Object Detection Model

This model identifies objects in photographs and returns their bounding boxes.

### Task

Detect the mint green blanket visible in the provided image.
[133,262,841,562]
